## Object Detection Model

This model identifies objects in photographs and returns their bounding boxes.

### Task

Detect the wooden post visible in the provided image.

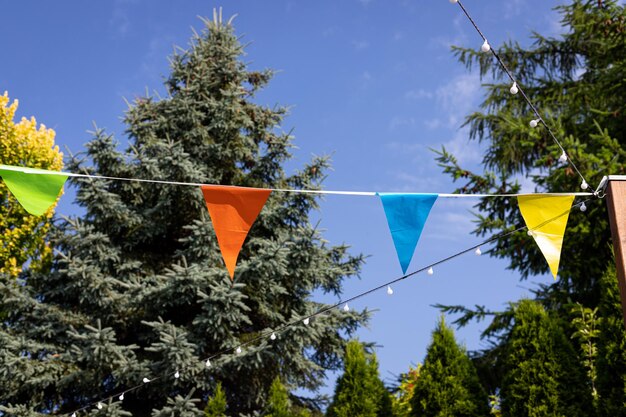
[606,176,626,330]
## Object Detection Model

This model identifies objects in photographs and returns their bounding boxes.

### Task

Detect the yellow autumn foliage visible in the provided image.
[0,91,63,278]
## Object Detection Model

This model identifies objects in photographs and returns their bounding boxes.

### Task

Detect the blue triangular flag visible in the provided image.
[378,193,438,274]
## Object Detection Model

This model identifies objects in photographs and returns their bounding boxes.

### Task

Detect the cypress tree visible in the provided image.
[410,317,489,417]
[204,382,227,417]
[326,340,391,417]
[499,299,592,417]
[596,262,626,416]
[0,12,367,416]
[265,377,310,417]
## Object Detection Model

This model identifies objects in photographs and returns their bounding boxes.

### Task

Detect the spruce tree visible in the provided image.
[0,13,367,416]
[596,262,626,416]
[499,300,592,417]
[326,340,391,417]
[436,0,626,306]
[410,317,489,417]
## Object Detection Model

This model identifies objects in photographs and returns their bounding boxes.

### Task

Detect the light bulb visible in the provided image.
[427,267,434,275]
[581,181,589,190]
[387,285,393,295]
[303,317,310,325]
[529,119,539,128]
[97,403,103,410]
[580,202,587,212]
[509,82,518,95]
[481,40,490,52]
[270,332,277,340]
[475,247,482,256]
[559,151,567,163]
[236,346,242,354]
[72,413,77,417]
[527,230,533,236]
[119,393,125,401]
[205,359,212,367]
[174,371,180,379]
[142,377,150,383]
[343,303,350,312]
[449,0,458,3]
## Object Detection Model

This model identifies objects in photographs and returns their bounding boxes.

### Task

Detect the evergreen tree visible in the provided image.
[0,91,63,278]
[436,0,626,307]
[0,13,367,416]
[264,377,310,417]
[392,365,420,417]
[499,300,592,417]
[326,340,391,417]
[410,317,489,417]
[204,382,227,417]
[596,262,626,416]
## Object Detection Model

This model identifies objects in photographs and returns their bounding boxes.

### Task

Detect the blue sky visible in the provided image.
[2,0,568,398]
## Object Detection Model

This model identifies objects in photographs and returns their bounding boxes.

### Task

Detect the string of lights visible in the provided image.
[449,0,592,191]
[65,197,595,416]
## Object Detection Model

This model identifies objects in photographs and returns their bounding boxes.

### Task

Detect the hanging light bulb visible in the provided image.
[387,285,393,295]
[529,119,539,128]
[580,202,587,212]
[72,413,77,417]
[527,230,534,236]
[343,303,350,312]
[97,403,103,410]
[270,332,277,340]
[558,151,568,163]
[205,358,212,368]
[581,181,589,190]
[142,377,150,383]
[481,40,490,52]
[303,317,310,325]
[119,393,125,401]
[174,370,180,379]
[236,346,242,354]
[475,247,482,256]
[509,82,518,95]
[449,0,458,3]
[427,267,434,275]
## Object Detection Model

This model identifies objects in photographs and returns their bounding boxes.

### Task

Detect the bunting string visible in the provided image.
[64,197,595,416]
[0,164,594,198]
[451,0,591,190]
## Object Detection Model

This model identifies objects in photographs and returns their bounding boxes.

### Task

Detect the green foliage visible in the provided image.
[327,340,391,417]
[596,262,626,416]
[435,0,626,306]
[570,303,599,402]
[264,377,310,417]
[0,12,367,416]
[500,300,593,417]
[205,382,227,417]
[410,317,489,417]
[391,365,420,417]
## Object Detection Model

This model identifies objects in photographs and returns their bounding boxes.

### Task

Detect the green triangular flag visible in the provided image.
[0,165,68,216]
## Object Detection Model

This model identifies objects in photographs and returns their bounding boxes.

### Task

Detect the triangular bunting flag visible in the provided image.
[518,194,574,279]
[201,185,271,280]
[378,193,438,274]
[0,165,68,216]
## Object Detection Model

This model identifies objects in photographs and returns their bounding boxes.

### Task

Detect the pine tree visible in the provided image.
[499,300,593,417]
[326,340,391,417]
[410,317,489,417]
[0,12,367,416]
[0,91,63,278]
[596,262,626,416]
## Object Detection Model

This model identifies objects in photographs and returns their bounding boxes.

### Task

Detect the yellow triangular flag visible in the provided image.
[518,195,574,279]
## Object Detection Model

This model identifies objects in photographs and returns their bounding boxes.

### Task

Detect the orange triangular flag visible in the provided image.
[201,185,271,280]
